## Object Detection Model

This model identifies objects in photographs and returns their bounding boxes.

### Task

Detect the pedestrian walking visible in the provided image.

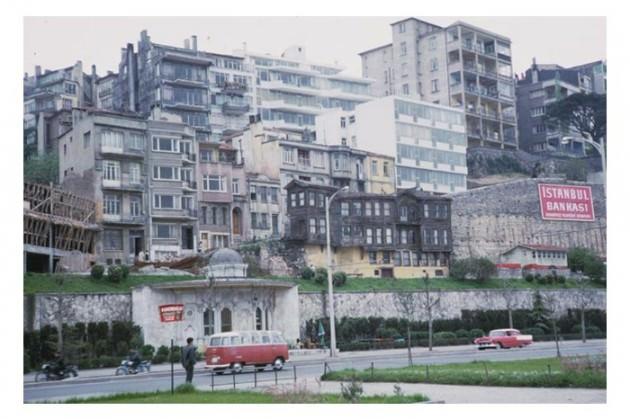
[181,337,197,384]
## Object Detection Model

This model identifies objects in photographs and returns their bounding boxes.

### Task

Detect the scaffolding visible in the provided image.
[24,182,99,272]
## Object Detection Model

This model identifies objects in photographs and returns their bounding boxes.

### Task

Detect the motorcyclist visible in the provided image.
[128,349,141,373]
[51,352,66,378]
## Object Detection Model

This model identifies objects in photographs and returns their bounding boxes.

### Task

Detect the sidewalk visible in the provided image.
[246,379,606,404]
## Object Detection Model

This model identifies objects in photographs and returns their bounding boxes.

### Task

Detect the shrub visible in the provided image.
[94,339,110,357]
[450,257,496,283]
[340,379,364,403]
[525,274,534,283]
[333,271,347,287]
[301,267,315,280]
[90,264,105,280]
[376,327,399,339]
[470,329,485,338]
[314,267,328,285]
[433,331,457,340]
[571,325,601,335]
[156,345,170,358]
[455,329,470,338]
[115,341,129,357]
[522,327,546,336]
[120,265,130,279]
[96,355,118,368]
[107,265,124,283]
[544,275,554,285]
[140,344,155,359]
[557,276,566,284]
[175,383,196,394]
[535,274,546,285]
[152,354,167,365]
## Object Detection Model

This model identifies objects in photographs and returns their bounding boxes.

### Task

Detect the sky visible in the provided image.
[23,16,606,78]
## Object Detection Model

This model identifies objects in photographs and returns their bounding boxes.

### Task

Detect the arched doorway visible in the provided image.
[232,207,242,236]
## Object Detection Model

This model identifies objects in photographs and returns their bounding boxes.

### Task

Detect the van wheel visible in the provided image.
[232,363,243,374]
[273,358,284,371]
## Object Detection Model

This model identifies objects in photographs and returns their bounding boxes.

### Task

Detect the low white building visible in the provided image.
[499,244,569,268]
[315,96,467,194]
[132,248,299,348]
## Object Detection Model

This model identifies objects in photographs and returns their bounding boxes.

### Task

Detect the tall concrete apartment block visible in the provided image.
[316,96,467,194]
[115,31,254,143]
[360,18,518,150]
[241,45,374,131]
[516,59,605,154]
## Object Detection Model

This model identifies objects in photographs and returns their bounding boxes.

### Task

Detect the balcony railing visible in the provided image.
[103,214,146,225]
[100,144,145,158]
[219,81,248,95]
[222,102,250,115]
[298,157,311,167]
[182,180,197,190]
[182,152,197,162]
[101,175,145,191]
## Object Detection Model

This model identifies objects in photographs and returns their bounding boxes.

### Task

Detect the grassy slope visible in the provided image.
[322,357,606,389]
[24,273,604,295]
[65,389,428,404]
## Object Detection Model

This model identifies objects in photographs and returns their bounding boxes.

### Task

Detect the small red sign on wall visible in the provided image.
[538,183,595,222]
[159,304,184,322]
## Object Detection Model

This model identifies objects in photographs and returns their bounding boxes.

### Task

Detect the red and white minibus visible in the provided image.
[205,330,289,374]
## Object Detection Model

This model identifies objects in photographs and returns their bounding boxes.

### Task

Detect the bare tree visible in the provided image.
[420,272,441,351]
[42,294,74,354]
[393,290,418,366]
[573,277,598,343]
[500,277,518,329]
[542,293,562,358]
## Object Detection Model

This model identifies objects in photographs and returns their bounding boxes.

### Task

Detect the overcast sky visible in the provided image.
[24,16,606,78]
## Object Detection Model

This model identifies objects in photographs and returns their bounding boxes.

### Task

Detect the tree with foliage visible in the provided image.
[529,291,550,333]
[24,152,59,184]
[544,93,606,151]
[572,276,598,343]
[568,247,606,282]
[393,290,418,366]
[450,257,496,283]
[560,159,588,181]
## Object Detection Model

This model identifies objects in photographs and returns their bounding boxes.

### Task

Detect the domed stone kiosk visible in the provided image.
[132,249,298,348]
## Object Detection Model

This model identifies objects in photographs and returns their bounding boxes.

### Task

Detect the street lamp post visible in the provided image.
[562,134,606,196]
[325,186,349,358]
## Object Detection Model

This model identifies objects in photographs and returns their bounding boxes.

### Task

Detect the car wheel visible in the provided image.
[231,363,243,374]
[273,357,284,371]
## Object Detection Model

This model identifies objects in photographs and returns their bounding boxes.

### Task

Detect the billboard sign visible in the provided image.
[159,304,184,322]
[538,183,595,221]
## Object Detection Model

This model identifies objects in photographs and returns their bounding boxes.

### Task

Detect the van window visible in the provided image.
[221,337,231,346]
[231,336,241,345]
[210,337,221,346]
[252,333,261,344]
[262,335,271,344]
[241,333,251,344]
[272,334,284,344]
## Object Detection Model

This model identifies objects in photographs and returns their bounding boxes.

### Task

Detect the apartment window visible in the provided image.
[200,149,213,162]
[63,144,67,155]
[153,224,176,239]
[376,228,383,244]
[319,219,326,235]
[260,186,269,203]
[152,136,179,153]
[371,160,378,176]
[340,117,346,128]
[312,151,325,168]
[400,230,408,244]
[130,196,142,217]
[443,230,449,245]
[430,58,439,72]
[290,193,296,207]
[103,229,123,250]
[342,225,351,239]
[400,41,407,57]
[298,192,305,206]
[402,251,411,266]
[153,166,180,181]
[353,202,362,216]
[429,37,437,51]
[341,202,349,216]
[365,202,372,216]
[399,22,406,33]
[203,175,226,192]
[282,147,294,164]
[260,213,268,229]
[251,212,258,228]
[232,178,240,195]
[366,228,373,244]
[401,63,408,77]
[129,163,141,184]
[101,130,124,149]
[83,132,91,149]
[349,115,356,124]
[297,149,311,166]
[250,185,257,201]
[309,192,315,206]
[431,79,439,93]
[530,107,545,117]
[103,160,120,181]
[368,251,377,264]
[270,187,279,204]
[153,194,179,209]
[382,251,391,264]
[317,193,325,208]
[383,162,390,177]
[103,194,120,215]
[424,204,430,218]
[386,228,393,244]
[532,124,546,134]
[400,206,408,222]
[384,202,391,216]
[402,84,409,96]
[374,202,381,216]
[128,133,144,150]
[433,230,439,245]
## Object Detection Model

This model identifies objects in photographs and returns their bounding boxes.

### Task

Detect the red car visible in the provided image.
[473,328,533,350]
[205,331,289,374]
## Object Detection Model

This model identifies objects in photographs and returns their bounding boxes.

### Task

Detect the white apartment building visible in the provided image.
[360,18,518,150]
[316,96,467,194]
[240,45,375,131]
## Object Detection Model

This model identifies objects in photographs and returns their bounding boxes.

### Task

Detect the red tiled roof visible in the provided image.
[496,263,522,269]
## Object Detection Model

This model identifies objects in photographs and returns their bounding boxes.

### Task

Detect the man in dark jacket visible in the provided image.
[181,337,197,384]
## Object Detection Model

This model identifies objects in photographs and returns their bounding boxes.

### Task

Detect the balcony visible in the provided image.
[162,99,208,112]
[182,180,197,191]
[478,86,498,99]
[102,214,146,225]
[100,144,145,159]
[182,152,197,163]
[101,175,145,191]
[219,81,248,96]
[502,114,516,124]
[184,208,198,218]
[298,157,311,167]
[222,102,250,116]
[479,108,499,120]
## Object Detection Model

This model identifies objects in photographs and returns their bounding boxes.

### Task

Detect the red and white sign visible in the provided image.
[159,304,184,322]
[538,183,595,222]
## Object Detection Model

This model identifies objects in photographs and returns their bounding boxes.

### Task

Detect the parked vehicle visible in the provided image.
[474,328,533,350]
[115,359,152,375]
[205,330,289,374]
[34,363,79,381]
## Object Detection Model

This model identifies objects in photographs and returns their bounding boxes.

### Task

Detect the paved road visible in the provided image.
[24,339,606,402]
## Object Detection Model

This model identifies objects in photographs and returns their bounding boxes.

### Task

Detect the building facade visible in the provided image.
[316,96,467,193]
[359,18,518,150]
[515,59,602,155]
[285,180,452,278]
[241,45,374,131]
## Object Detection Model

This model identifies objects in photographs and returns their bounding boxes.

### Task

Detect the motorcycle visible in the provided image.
[34,363,79,382]
[115,359,151,375]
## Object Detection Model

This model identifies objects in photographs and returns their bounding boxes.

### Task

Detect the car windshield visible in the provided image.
[489,330,505,337]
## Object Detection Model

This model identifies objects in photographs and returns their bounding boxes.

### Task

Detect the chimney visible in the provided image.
[35,65,41,77]
[184,39,190,49]
[91,65,97,107]
[191,35,198,51]
[531,57,539,83]
[126,43,136,112]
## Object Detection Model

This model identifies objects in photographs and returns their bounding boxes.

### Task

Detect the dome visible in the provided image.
[208,248,243,266]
